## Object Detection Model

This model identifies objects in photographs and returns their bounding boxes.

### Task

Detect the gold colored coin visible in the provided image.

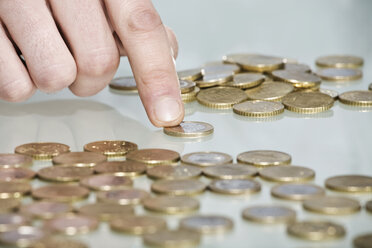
[316,55,363,68]
[0,213,30,232]
[196,86,248,109]
[196,72,234,88]
[202,163,258,179]
[143,229,201,248]
[178,68,202,81]
[242,205,296,224]
[0,154,32,168]
[233,54,284,72]
[325,175,372,192]
[109,76,137,91]
[0,226,47,248]
[0,167,35,181]
[317,68,362,81]
[147,165,202,180]
[126,148,180,166]
[272,70,321,88]
[37,166,93,182]
[163,121,214,138]
[180,80,196,94]
[339,90,372,107]
[181,151,233,167]
[233,100,284,117]
[151,179,206,196]
[353,233,372,248]
[94,161,146,177]
[182,87,200,103]
[284,63,311,73]
[20,201,73,220]
[271,183,325,201]
[367,200,372,213]
[52,152,107,167]
[0,181,31,199]
[303,196,361,215]
[78,202,134,221]
[80,174,133,191]
[226,73,265,89]
[143,195,200,214]
[110,215,167,235]
[180,215,234,234]
[15,142,70,160]
[30,237,88,248]
[237,150,291,167]
[32,185,89,202]
[83,140,138,157]
[97,188,150,205]
[222,53,257,64]
[259,165,315,182]
[0,198,20,213]
[208,179,261,195]
[202,63,240,75]
[287,221,346,241]
[282,92,334,114]
[245,81,294,101]
[319,88,339,99]
[45,214,99,235]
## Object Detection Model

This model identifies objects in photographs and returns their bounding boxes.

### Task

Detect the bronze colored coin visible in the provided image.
[0,226,47,247]
[271,183,325,201]
[303,196,361,215]
[272,70,321,88]
[203,163,258,179]
[30,237,88,248]
[284,63,311,72]
[110,215,167,235]
[0,198,20,213]
[94,160,146,177]
[80,174,133,191]
[15,142,70,160]
[316,55,363,68]
[242,205,296,224]
[0,154,32,168]
[147,165,202,180]
[237,150,291,167]
[245,81,294,101]
[0,181,31,199]
[143,229,201,248]
[163,121,214,138]
[181,151,233,167]
[339,90,372,107]
[178,68,202,81]
[325,175,372,192]
[20,201,73,220]
[83,140,138,157]
[202,63,240,75]
[45,214,99,235]
[32,185,89,202]
[196,72,234,88]
[208,179,261,195]
[180,80,196,94]
[233,100,284,117]
[317,68,362,81]
[182,87,200,103]
[97,188,150,205]
[52,152,107,167]
[109,76,137,91]
[226,73,265,89]
[282,92,334,114]
[196,86,248,109]
[126,148,180,166]
[0,213,30,232]
[151,179,206,196]
[354,233,372,248]
[78,202,134,221]
[367,200,372,213]
[180,215,234,234]
[37,166,93,182]
[143,196,200,214]
[287,220,346,241]
[234,54,284,72]
[319,88,339,99]
[260,165,315,182]
[0,167,35,181]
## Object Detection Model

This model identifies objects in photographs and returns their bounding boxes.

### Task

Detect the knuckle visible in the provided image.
[77,48,119,77]
[0,79,33,102]
[34,64,76,93]
[125,5,163,33]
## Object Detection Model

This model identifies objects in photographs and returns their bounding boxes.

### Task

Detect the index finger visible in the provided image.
[104,0,184,127]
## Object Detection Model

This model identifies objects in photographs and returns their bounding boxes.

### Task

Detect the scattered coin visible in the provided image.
[245,81,294,101]
[37,166,93,182]
[15,142,70,160]
[226,73,265,89]
[315,55,363,68]
[109,76,137,91]
[202,63,240,75]
[196,86,248,109]
[180,80,196,94]
[339,90,372,107]
[369,83,372,91]
[287,220,346,241]
[0,213,30,232]
[20,201,73,220]
[272,70,321,88]
[80,174,133,191]
[84,140,138,158]
[180,215,234,234]
[97,188,150,205]
[0,226,47,247]
[233,54,284,72]
[151,179,206,196]
[0,154,32,168]
[196,72,234,88]
[283,63,311,72]
[143,229,201,248]
[32,185,89,202]
[319,88,339,99]
[222,53,257,64]
[0,181,31,199]
[242,205,296,224]
[181,151,233,167]
[94,161,146,177]
[163,121,214,138]
[233,100,285,117]
[366,200,372,213]
[126,148,180,166]
[52,152,107,167]
[30,237,88,248]
[146,165,202,180]
[282,92,334,114]
[325,175,372,192]
[237,150,291,167]
[45,214,99,235]
[317,68,362,81]
[0,167,35,181]
[143,196,200,214]
[208,179,261,195]
[259,165,315,182]
[202,163,258,179]
[178,68,202,81]
[303,195,361,215]
[78,202,134,221]
[271,183,325,201]
[353,233,372,248]
[181,87,200,103]
[110,215,167,235]
[0,198,20,213]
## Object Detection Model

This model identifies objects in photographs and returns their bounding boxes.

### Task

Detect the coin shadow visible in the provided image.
[196,104,233,115]
[338,102,372,112]
[283,109,334,119]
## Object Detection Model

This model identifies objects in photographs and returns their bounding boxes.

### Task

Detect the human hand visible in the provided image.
[0,0,184,127]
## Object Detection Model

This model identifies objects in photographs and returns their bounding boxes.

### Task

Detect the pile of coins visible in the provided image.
[0,141,371,247]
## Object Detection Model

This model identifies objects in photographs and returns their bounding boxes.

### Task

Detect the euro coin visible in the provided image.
[181,151,233,167]
[32,185,89,202]
[202,63,240,75]
[353,233,372,248]
[287,220,346,241]
[282,92,334,114]
[325,175,372,192]
[180,215,234,234]
[180,80,196,94]
[0,167,35,181]
[226,73,265,89]
[316,55,363,68]
[208,179,261,195]
[196,72,233,88]
[30,237,88,248]
[146,165,202,180]
[303,196,361,215]
[109,76,137,91]
[0,181,31,199]
[245,81,294,101]
[83,140,138,157]
[45,214,99,235]
[15,142,70,160]
[233,54,284,72]
[196,86,248,109]
[319,88,339,99]
[0,213,30,232]
[272,70,321,88]
[143,229,201,248]
[339,90,372,107]
[143,195,199,214]
[237,150,291,167]
[37,166,93,182]
[110,215,167,235]
[163,121,214,138]
[0,226,47,247]
[0,154,32,168]
[80,174,133,191]
[78,202,134,221]
[283,63,311,73]
[151,179,206,196]
[97,188,150,205]
[259,165,315,182]
[126,148,180,166]
[94,161,146,177]
[316,68,362,81]
[271,183,325,201]
[0,198,20,213]
[202,163,258,179]
[181,87,200,103]
[52,152,107,167]
[242,205,296,224]
[233,100,284,117]
[178,68,202,81]
[20,201,73,220]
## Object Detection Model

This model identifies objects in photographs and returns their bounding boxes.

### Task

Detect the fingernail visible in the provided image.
[154,97,182,123]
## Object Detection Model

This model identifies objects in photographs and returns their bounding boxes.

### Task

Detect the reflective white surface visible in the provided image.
[1,0,372,247]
